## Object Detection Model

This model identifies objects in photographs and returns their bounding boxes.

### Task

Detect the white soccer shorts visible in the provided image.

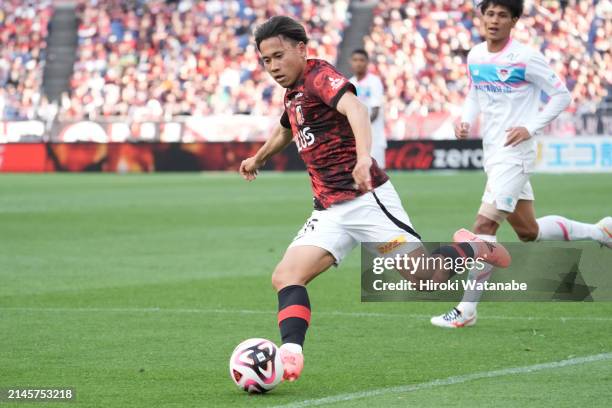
[482,162,535,213]
[288,181,422,264]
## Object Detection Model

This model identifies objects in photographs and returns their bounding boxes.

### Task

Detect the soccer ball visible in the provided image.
[229,338,284,393]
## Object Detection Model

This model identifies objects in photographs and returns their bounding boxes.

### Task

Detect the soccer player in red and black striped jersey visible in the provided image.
[239,16,511,382]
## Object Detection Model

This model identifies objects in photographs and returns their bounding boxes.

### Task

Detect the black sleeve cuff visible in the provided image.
[329,82,357,109]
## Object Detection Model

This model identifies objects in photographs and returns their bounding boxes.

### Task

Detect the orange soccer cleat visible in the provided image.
[453,228,511,268]
[279,347,304,382]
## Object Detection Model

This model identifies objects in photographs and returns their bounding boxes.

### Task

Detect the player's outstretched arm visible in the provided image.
[239,125,292,181]
[336,92,373,192]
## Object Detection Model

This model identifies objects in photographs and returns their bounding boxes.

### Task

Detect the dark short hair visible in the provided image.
[351,49,369,60]
[478,0,524,19]
[254,16,309,51]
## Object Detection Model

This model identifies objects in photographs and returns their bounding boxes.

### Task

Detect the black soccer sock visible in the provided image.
[433,243,475,260]
[432,243,475,275]
[277,285,311,347]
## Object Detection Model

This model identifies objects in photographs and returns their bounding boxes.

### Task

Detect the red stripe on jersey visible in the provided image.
[278,305,311,326]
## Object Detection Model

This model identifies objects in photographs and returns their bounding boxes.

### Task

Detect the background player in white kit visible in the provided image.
[431,0,612,328]
[349,49,387,169]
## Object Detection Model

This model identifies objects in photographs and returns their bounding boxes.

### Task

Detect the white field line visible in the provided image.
[271,352,612,408]
[0,306,611,322]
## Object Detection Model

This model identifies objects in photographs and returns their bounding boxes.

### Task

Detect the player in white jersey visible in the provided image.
[349,49,387,169]
[431,0,612,329]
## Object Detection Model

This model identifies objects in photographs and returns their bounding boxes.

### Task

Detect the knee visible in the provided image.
[271,264,288,291]
[516,226,539,242]
[272,262,304,291]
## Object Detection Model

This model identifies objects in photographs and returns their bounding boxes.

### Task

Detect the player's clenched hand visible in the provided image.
[239,156,263,181]
[504,127,531,147]
[455,122,470,139]
[352,156,373,192]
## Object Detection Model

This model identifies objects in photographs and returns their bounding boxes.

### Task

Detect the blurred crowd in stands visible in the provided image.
[365,0,611,137]
[1,0,610,138]
[0,0,53,121]
[61,0,348,120]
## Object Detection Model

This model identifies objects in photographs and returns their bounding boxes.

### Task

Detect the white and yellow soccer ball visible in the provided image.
[229,338,284,393]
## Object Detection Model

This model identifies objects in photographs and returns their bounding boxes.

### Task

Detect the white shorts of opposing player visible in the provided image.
[480,162,610,244]
[289,181,421,264]
[482,162,534,213]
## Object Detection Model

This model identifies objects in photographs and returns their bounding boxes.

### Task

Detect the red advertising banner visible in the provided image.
[0,141,485,173]
[0,144,47,172]
[3,139,607,173]
[43,142,301,172]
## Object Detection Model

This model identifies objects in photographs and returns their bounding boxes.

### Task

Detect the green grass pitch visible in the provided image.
[0,172,611,407]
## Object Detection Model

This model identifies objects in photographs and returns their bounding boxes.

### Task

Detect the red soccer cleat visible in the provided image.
[279,347,304,382]
[453,228,512,268]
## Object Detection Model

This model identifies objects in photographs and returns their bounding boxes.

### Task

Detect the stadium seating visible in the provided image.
[59,0,349,120]
[0,0,53,120]
[364,0,611,138]
[1,0,609,139]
